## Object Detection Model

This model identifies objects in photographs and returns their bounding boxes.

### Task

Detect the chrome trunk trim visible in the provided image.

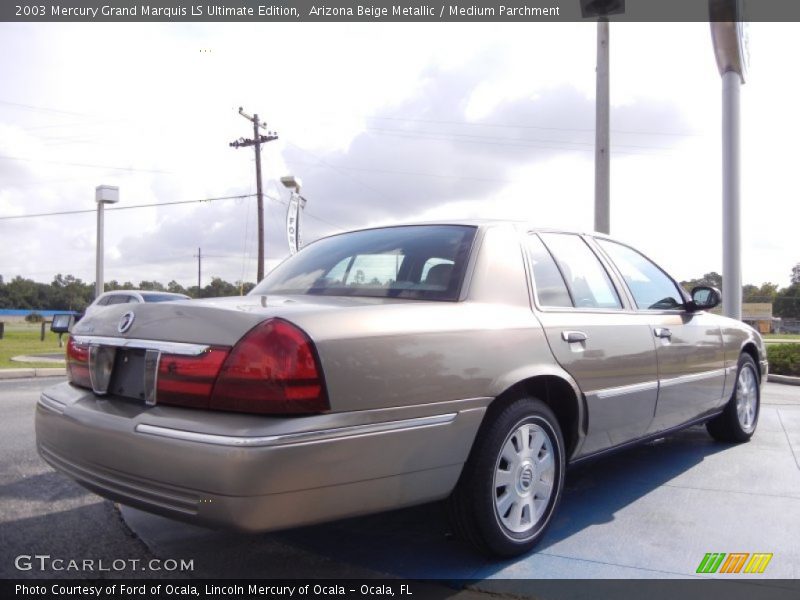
[88,344,116,396]
[143,349,161,406]
[72,336,210,356]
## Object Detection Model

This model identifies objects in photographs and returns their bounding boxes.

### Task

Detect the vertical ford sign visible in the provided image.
[286,192,306,255]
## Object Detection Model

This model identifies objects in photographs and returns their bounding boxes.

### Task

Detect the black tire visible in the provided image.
[448,397,565,557]
[706,353,760,443]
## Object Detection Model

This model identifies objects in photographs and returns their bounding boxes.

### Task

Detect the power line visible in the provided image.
[366,115,703,138]
[290,159,512,185]
[366,126,676,151]
[0,99,88,117]
[264,191,347,232]
[0,154,172,174]
[0,193,256,221]
[366,129,674,156]
[286,141,398,206]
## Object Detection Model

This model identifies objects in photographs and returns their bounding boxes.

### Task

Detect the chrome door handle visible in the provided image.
[654,328,672,339]
[561,331,588,343]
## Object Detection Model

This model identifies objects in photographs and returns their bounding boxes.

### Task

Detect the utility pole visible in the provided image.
[229,107,278,282]
[193,247,202,290]
[579,1,625,235]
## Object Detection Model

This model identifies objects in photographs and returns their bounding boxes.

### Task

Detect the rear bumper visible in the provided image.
[36,382,488,532]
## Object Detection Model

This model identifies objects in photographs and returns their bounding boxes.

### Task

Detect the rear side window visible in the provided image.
[251,225,477,301]
[526,235,572,308]
[539,233,622,310]
[106,295,132,305]
[597,239,684,310]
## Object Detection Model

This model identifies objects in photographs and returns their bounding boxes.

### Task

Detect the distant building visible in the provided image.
[742,303,778,334]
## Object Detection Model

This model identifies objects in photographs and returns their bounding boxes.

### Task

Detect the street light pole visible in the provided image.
[94,185,119,298]
[281,175,307,255]
[710,3,748,320]
[721,69,741,320]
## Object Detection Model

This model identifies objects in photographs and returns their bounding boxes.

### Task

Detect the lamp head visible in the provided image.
[580,0,625,18]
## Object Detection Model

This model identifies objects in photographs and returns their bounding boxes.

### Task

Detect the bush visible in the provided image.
[24,312,44,323]
[767,344,800,377]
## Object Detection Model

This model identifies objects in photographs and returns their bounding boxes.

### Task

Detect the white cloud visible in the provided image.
[0,21,797,291]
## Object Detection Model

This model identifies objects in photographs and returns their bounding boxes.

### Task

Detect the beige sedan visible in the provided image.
[36,222,767,556]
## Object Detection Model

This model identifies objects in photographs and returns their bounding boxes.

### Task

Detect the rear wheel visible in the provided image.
[706,354,760,443]
[448,397,565,557]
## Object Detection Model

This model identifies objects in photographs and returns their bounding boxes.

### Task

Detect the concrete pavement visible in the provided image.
[119,382,800,583]
[6,375,798,590]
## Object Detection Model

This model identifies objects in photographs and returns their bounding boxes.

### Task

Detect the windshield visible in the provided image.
[251,225,477,301]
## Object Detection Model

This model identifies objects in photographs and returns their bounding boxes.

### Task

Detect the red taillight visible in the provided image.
[156,348,230,409]
[209,318,329,414]
[66,337,91,389]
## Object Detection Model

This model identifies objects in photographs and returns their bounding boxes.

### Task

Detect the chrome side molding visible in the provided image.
[135,413,458,448]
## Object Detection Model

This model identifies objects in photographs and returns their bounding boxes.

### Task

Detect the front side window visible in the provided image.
[251,225,477,301]
[539,233,622,310]
[597,239,684,310]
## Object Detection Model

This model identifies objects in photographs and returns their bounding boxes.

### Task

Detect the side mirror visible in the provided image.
[689,286,721,311]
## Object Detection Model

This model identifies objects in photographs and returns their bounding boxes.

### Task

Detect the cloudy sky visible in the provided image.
[0,21,797,290]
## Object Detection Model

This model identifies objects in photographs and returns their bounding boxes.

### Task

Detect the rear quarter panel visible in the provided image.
[293,303,557,412]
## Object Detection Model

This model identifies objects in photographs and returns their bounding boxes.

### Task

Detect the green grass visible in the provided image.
[763,333,800,340]
[0,323,66,369]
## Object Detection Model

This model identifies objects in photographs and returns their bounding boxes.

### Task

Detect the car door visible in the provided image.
[594,238,726,433]
[527,233,660,456]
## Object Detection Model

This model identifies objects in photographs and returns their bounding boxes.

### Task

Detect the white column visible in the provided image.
[722,69,742,320]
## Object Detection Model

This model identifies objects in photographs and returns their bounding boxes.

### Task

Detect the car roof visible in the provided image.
[315,219,615,241]
[97,290,189,298]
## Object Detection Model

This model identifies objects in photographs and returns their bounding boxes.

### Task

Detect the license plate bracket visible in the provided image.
[108,348,147,401]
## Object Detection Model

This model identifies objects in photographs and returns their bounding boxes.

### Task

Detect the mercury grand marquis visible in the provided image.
[36,222,767,556]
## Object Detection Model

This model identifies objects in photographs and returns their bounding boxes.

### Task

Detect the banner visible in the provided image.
[286,192,306,255]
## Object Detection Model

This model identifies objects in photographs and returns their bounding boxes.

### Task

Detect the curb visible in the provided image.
[10,354,66,365]
[768,374,800,386]
[0,368,66,380]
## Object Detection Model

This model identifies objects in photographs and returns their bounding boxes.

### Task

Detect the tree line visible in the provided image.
[1,270,799,318]
[0,274,256,313]
[680,271,800,319]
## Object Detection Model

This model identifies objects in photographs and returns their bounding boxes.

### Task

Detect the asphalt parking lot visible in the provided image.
[2,377,798,588]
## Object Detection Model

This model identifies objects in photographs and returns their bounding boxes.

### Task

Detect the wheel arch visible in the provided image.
[741,342,761,381]
[487,370,585,460]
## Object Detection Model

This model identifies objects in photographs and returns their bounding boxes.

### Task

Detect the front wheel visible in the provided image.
[448,397,565,557]
[706,353,760,443]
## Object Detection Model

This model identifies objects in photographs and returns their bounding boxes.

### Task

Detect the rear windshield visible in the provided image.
[142,294,188,303]
[251,225,477,301]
